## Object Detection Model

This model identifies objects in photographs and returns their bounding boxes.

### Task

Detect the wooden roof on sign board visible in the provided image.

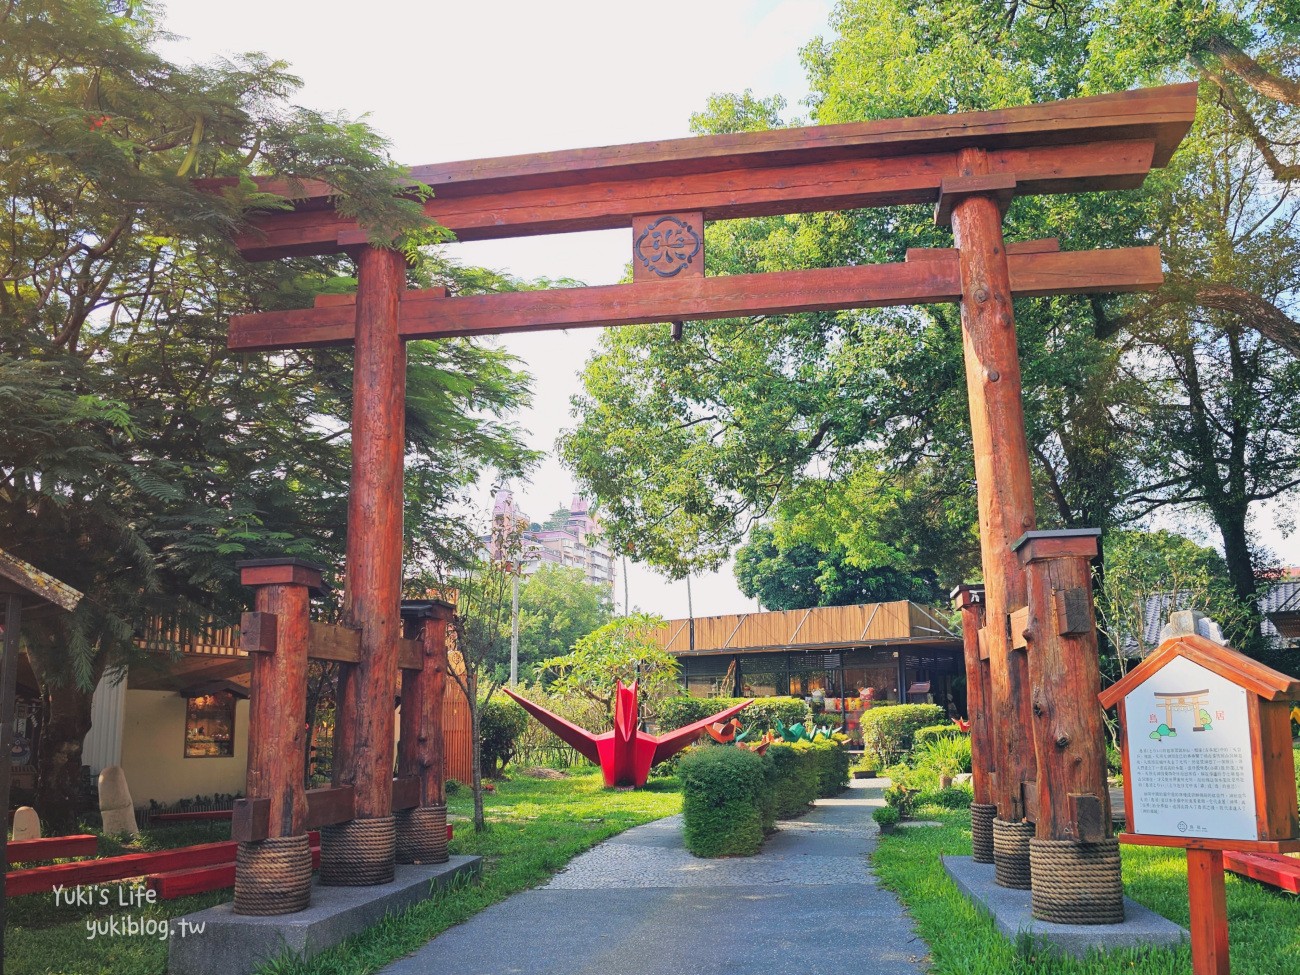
[0,547,82,616]
[1099,633,1300,708]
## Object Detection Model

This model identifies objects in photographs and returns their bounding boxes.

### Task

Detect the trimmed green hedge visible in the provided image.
[860,703,945,767]
[812,738,850,797]
[679,746,768,857]
[768,742,819,817]
[658,696,811,734]
[680,739,851,856]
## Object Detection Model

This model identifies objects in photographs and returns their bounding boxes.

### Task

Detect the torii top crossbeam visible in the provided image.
[228,84,1193,256]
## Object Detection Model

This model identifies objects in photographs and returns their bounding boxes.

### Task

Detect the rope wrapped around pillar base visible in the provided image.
[992,818,1034,889]
[1030,838,1125,925]
[233,834,313,916]
[319,816,396,886]
[395,804,448,864]
[970,803,997,864]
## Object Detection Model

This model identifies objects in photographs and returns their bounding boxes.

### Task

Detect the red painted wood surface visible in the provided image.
[1187,848,1231,975]
[207,85,1196,259]
[6,835,98,864]
[150,811,233,823]
[4,842,237,898]
[399,608,452,807]
[1016,532,1111,841]
[228,246,1164,352]
[950,147,1038,823]
[240,560,318,838]
[1223,851,1300,893]
[952,586,993,806]
[333,246,407,822]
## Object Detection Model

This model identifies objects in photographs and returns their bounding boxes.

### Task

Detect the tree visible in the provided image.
[0,2,537,827]
[734,525,944,610]
[1094,530,1256,675]
[515,564,613,680]
[447,544,516,832]
[541,614,679,723]
[561,0,1300,621]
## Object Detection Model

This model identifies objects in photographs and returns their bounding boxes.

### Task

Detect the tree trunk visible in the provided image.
[469,671,486,832]
[1216,506,1258,608]
[34,678,96,834]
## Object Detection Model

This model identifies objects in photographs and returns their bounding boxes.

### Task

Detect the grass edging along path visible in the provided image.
[5,771,682,975]
[872,805,1300,975]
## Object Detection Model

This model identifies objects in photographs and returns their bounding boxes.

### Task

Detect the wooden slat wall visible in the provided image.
[442,652,474,785]
[654,600,948,654]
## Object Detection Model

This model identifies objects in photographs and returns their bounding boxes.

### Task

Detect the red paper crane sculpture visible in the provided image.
[504,681,752,787]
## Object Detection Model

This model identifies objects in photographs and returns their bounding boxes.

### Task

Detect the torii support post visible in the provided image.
[1014,529,1123,924]
[952,584,995,864]
[395,602,453,864]
[943,149,1038,890]
[326,245,408,886]
[234,559,321,915]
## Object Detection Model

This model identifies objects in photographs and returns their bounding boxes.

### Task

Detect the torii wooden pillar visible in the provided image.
[212,83,1197,913]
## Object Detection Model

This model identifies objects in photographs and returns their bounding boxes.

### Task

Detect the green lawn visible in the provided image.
[5,771,682,975]
[872,805,1300,975]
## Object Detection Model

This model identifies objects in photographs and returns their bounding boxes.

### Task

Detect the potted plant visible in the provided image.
[873,805,900,835]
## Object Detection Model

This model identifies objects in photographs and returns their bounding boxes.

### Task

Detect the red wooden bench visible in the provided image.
[1224,851,1300,894]
[4,841,238,897]
[6,834,99,864]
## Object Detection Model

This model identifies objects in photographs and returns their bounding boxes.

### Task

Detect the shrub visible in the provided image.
[478,696,528,774]
[860,704,946,767]
[679,745,769,857]
[768,741,818,817]
[872,805,900,828]
[883,781,919,819]
[914,735,973,777]
[920,785,974,809]
[913,724,963,749]
[657,695,811,735]
[810,739,850,797]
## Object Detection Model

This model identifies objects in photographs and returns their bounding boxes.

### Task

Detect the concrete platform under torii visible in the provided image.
[168,856,481,975]
[942,856,1188,959]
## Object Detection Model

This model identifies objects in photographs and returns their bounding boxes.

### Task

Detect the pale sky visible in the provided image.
[159,1,1298,618]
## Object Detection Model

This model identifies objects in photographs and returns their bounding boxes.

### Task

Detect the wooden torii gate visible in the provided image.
[217,84,1197,921]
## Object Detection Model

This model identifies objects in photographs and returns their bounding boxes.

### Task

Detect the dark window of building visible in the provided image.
[185,692,237,758]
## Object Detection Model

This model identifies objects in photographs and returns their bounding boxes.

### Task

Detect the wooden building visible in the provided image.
[653,601,963,739]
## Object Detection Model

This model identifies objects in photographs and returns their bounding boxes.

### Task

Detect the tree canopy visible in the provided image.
[561,0,1300,636]
[0,1,537,825]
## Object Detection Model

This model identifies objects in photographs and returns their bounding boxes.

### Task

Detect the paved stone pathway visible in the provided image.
[383,780,929,975]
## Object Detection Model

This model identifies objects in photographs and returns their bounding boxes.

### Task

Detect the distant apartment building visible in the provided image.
[486,490,617,589]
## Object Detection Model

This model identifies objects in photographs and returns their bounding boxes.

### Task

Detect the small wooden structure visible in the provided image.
[0,548,82,974]
[207,83,1198,916]
[228,561,454,913]
[1100,634,1300,975]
